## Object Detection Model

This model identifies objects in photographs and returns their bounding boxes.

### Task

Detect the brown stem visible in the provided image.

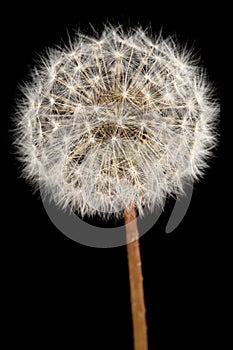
[124,206,148,350]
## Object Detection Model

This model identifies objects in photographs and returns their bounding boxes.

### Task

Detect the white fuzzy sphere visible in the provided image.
[15,27,218,218]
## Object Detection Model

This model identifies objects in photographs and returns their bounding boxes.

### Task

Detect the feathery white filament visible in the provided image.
[15,27,218,218]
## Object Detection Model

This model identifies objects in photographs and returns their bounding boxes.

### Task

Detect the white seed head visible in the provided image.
[14,27,219,218]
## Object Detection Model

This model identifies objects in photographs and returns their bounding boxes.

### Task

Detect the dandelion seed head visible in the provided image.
[15,27,219,218]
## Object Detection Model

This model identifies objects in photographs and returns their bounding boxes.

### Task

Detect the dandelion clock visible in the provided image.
[14,27,219,350]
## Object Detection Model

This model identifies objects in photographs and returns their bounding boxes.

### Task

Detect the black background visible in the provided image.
[3,2,227,349]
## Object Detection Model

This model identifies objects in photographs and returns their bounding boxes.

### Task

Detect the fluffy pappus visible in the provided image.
[14,27,219,218]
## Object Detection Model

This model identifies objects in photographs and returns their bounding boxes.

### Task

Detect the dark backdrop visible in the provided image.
[3,2,226,349]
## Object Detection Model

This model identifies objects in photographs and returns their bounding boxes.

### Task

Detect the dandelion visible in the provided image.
[14,26,219,350]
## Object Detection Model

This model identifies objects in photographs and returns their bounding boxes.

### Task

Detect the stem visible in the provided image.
[124,206,148,350]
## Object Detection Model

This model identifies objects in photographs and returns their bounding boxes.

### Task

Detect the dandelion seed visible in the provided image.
[50,97,55,105]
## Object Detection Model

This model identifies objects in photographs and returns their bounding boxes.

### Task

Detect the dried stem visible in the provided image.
[124,206,148,350]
